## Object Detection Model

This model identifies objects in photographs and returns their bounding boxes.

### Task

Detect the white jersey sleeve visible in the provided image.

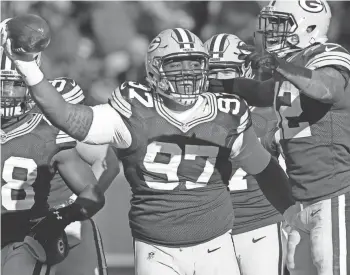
[82,104,132,148]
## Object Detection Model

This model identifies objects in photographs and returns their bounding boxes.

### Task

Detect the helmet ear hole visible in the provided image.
[307,25,316,33]
[238,54,246,61]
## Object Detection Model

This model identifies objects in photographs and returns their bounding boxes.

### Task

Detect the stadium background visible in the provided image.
[2,1,350,274]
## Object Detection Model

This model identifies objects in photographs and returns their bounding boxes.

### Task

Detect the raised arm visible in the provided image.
[248,44,350,105]
[3,41,132,147]
[276,60,348,104]
[32,80,94,140]
[30,79,132,147]
[2,39,93,140]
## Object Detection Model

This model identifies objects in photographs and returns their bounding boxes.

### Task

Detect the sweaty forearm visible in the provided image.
[253,157,295,214]
[276,60,345,104]
[30,79,93,140]
[224,78,275,107]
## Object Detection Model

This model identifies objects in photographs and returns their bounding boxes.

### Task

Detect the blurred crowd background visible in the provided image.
[3,1,350,105]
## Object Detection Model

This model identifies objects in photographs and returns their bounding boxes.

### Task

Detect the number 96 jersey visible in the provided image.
[109,81,252,246]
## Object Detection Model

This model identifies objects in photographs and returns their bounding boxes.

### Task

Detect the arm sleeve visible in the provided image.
[230,126,271,175]
[82,104,132,148]
[230,126,294,213]
[253,157,294,214]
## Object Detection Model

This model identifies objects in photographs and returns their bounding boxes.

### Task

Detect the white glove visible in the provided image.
[3,38,44,86]
[283,203,302,270]
[286,228,301,270]
[283,203,301,227]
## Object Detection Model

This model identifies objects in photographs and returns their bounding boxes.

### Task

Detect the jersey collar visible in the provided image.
[154,93,218,133]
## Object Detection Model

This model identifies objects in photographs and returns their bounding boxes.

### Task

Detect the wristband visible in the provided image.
[13,59,44,86]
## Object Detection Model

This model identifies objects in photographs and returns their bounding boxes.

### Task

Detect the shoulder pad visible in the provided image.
[109,81,153,118]
[303,43,350,72]
[215,93,251,134]
[49,77,85,104]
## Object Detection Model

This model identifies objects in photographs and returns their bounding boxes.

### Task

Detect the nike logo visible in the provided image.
[12,244,23,251]
[311,209,321,217]
[325,46,339,52]
[207,247,221,253]
[252,236,266,243]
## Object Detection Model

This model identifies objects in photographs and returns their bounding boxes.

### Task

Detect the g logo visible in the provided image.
[148,37,161,53]
[57,238,65,254]
[298,0,324,13]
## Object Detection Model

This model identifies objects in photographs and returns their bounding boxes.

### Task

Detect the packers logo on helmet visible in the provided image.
[145,28,209,107]
[259,0,331,57]
[299,0,325,13]
[148,37,161,53]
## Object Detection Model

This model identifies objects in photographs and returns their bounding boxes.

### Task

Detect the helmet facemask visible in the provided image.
[1,52,41,123]
[1,73,32,121]
[258,8,301,57]
[150,53,209,107]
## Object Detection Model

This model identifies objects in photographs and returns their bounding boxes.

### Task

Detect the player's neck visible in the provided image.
[162,96,204,121]
[162,97,196,112]
[1,113,34,133]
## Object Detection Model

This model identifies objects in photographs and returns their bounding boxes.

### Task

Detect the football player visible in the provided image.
[1,38,119,275]
[218,1,350,274]
[4,27,295,275]
[205,33,287,275]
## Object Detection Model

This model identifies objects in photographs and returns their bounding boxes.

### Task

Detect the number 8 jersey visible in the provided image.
[1,77,84,247]
[107,81,256,246]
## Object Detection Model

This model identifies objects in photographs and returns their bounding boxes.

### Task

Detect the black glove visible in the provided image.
[29,209,70,240]
[237,44,279,71]
[246,51,280,72]
[27,208,71,265]
[24,226,69,265]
